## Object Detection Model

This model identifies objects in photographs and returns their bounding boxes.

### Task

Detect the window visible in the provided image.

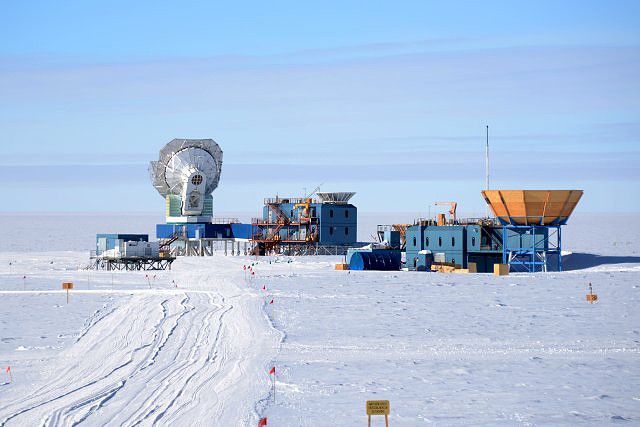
[472,236,476,246]
[191,174,203,185]
[330,209,334,218]
[329,226,334,235]
[345,227,349,235]
[426,237,429,246]
[438,237,442,247]
[452,258,456,265]
[413,236,416,246]
[414,258,418,268]
[452,237,455,247]
[345,209,349,218]
[290,210,294,217]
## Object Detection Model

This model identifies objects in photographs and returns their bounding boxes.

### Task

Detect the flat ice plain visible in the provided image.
[0,213,639,426]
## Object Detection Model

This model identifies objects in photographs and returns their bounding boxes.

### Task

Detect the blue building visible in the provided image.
[406,221,559,273]
[252,192,357,255]
[406,224,466,270]
[406,222,507,272]
[157,223,253,240]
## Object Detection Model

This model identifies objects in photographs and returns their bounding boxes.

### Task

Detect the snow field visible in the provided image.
[254,258,640,425]
[1,211,640,426]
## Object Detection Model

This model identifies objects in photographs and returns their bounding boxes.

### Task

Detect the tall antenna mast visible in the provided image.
[485,125,490,218]
[485,125,489,191]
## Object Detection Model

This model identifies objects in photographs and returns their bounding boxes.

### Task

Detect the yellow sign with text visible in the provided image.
[366,400,389,415]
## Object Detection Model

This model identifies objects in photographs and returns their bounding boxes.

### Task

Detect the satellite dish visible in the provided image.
[150,139,223,217]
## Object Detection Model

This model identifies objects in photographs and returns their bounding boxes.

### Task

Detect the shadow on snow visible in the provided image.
[562,252,640,271]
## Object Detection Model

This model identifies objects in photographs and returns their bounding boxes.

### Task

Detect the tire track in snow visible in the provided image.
[0,265,280,427]
[0,293,197,426]
[42,296,195,426]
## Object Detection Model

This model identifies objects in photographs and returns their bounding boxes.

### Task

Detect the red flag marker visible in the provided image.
[6,366,12,383]
[258,418,267,427]
[5,366,9,373]
[269,365,276,403]
[269,299,274,304]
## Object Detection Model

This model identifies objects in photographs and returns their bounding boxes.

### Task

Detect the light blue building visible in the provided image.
[405,222,551,273]
[406,225,467,270]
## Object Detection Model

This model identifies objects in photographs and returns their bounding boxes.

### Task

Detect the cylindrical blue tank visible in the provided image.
[349,250,401,271]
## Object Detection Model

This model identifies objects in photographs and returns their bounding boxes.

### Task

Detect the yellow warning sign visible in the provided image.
[366,400,389,415]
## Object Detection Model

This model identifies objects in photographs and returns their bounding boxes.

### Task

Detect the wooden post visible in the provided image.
[368,414,371,427]
[62,282,73,304]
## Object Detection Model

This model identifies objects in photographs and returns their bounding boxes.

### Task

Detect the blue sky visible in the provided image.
[1,1,639,214]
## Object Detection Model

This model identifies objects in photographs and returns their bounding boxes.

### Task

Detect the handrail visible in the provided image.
[264,197,318,205]
[210,217,240,224]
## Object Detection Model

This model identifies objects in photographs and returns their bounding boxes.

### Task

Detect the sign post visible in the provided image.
[586,282,598,304]
[62,282,73,304]
[366,400,389,427]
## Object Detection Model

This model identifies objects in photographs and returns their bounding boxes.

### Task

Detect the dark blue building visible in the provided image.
[252,192,357,255]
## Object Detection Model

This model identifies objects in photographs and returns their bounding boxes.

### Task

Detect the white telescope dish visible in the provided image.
[150,139,223,197]
[150,139,223,218]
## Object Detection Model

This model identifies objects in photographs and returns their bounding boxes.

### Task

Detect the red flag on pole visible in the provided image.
[258,418,267,427]
[269,299,274,304]
[5,366,10,373]
[269,366,275,375]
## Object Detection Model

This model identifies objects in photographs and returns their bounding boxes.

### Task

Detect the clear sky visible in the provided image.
[1,1,639,215]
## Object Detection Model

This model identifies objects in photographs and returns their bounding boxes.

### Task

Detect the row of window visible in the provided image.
[287,209,352,219]
[328,226,349,235]
[329,209,350,218]
[412,236,475,247]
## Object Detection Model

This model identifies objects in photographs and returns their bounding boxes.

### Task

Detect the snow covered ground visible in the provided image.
[0,213,639,425]
[259,257,640,425]
[0,253,280,426]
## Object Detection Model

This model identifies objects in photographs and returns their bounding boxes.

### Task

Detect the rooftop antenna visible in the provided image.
[485,125,490,218]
